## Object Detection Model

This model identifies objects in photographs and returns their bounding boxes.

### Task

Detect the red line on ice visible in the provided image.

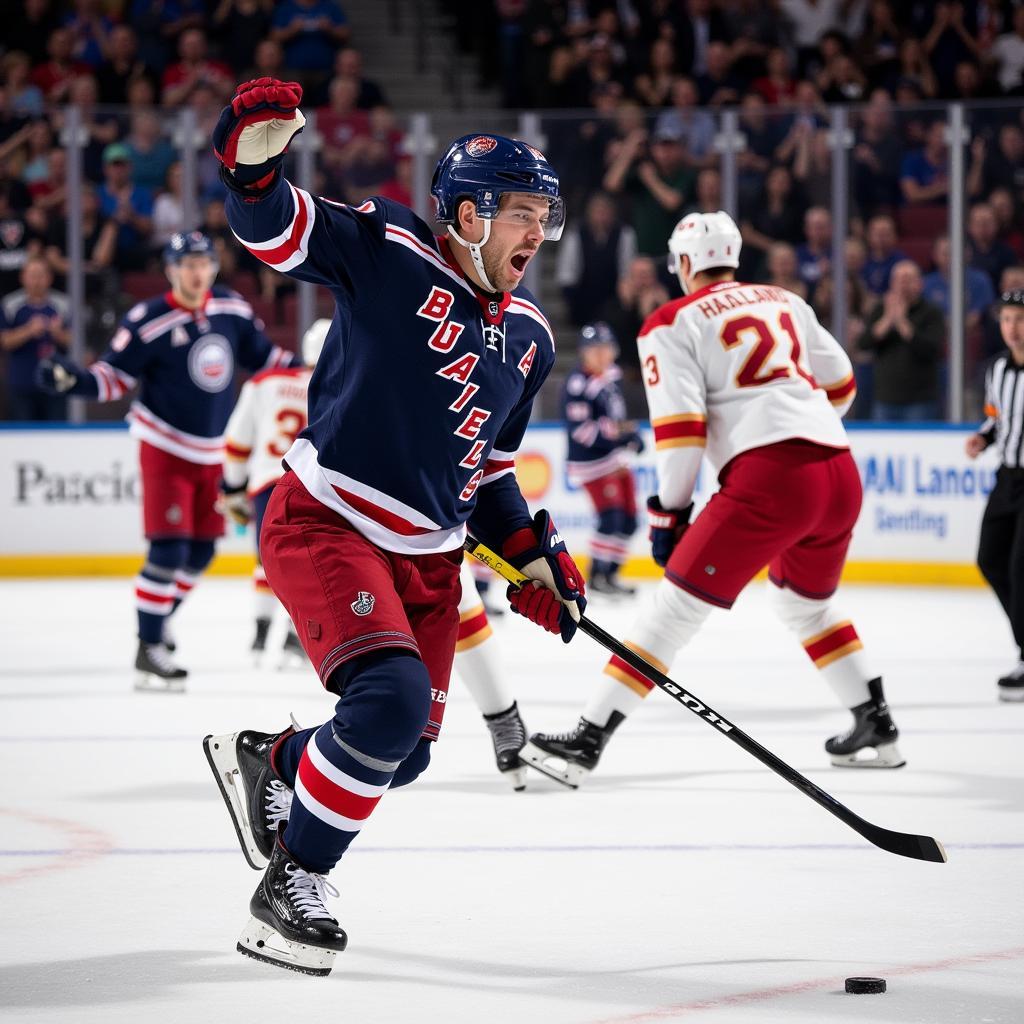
[0,807,114,885]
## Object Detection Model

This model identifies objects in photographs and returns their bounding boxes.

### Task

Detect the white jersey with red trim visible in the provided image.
[224,365,312,496]
[639,280,855,508]
[225,176,556,556]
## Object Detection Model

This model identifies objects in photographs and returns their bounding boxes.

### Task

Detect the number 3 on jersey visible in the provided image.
[720,313,815,389]
[266,407,306,457]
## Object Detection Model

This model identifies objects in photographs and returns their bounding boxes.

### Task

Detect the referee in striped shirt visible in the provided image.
[967,290,1024,701]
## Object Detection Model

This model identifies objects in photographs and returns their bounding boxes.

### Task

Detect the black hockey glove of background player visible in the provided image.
[502,510,586,643]
[647,496,693,567]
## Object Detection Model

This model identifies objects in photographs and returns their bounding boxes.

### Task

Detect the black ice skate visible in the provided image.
[482,702,528,791]
[237,834,348,977]
[134,640,187,693]
[251,617,271,664]
[521,712,625,788]
[279,627,306,670]
[997,661,1024,702]
[589,572,637,598]
[203,726,295,869]
[825,678,906,768]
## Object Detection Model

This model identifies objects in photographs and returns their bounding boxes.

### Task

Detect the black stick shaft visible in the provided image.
[465,536,946,864]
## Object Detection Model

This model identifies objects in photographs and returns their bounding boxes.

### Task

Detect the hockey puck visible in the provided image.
[845,977,886,994]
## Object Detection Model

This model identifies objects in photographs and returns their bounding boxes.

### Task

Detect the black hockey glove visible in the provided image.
[647,496,693,567]
[35,354,81,394]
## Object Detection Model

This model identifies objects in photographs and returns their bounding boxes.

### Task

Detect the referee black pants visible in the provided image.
[977,467,1024,660]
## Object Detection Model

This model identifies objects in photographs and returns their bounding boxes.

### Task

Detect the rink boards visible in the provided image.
[0,423,992,584]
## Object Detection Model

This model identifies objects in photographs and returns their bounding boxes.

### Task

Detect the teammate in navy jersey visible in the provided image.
[37,230,295,690]
[200,78,585,976]
[561,321,644,597]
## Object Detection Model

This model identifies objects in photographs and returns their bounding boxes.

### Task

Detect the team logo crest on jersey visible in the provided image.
[465,136,497,158]
[351,591,375,616]
[187,334,233,393]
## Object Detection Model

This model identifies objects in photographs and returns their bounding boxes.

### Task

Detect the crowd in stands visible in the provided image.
[5,0,1024,422]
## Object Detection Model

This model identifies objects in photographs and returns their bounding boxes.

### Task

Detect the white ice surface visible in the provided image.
[1,578,1022,1024]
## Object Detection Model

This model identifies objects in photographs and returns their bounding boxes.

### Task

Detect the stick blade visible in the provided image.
[863,824,947,863]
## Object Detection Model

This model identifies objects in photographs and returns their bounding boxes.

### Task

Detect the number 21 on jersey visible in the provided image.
[720,312,815,389]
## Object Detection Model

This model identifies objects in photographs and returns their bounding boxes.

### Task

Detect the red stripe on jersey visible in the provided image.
[297,752,383,822]
[225,442,252,459]
[824,375,856,404]
[653,418,707,444]
[244,188,309,266]
[604,654,655,694]
[457,608,489,641]
[250,365,306,386]
[331,485,433,537]
[130,407,224,452]
[803,622,860,665]
[135,587,175,605]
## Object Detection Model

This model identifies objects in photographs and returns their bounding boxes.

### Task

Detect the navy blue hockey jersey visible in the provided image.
[74,286,292,464]
[226,176,556,555]
[562,364,635,485]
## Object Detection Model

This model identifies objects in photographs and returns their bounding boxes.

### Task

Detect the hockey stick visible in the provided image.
[464,536,947,865]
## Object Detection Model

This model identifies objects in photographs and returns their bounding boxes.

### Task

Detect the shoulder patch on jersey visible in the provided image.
[127,302,148,323]
[111,326,132,352]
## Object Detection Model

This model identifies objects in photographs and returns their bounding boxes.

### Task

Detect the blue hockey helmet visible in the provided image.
[431,133,565,242]
[163,230,218,268]
[578,321,618,353]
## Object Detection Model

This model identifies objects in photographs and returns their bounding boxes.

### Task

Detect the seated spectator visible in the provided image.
[736,92,785,208]
[271,0,350,80]
[992,6,1024,93]
[0,256,70,422]
[845,235,869,282]
[161,28,234,109]
[722,0,787,84]
[1,53,45,119]
[125,111,177,194]
[862,213,907,294]
[0,181,44,296]
[44,181,117,292]
[968,201,1018,291]
[63,0,114,69]
[988,187,1024,260]
[563,33,627,107]
[603,123,695,258]
[316,76,370,182]
[696,40,742,107]
[857,259,945,421]
[200,195,261,282]
[792,125,837,210]
[900,118,949,205]
[752,46,797,105]
[332,47,387,110]
[63,74,120,183]
[96,24,156,106]
[688,166,723,215]
[26,146,68,219]
[213,0,274,75]
[855,0,902,90]
[893,37,938,99]
[30,26,88,104]
[773,80,829,165]
[8,0,60,68]
[244,38,286,83]
[125,74,158,113]
[557,191,637,328]
[852,89,904,217]
[796,206,832,297]
[97,142,154,269]
[654,77,717,169]
[151,161,185,249]
[764,242,808,299]
[632,37,677,109]
[129,0,206,74]
[599,255,669,382]
[741,164,806,274]
[19,121,57,200]
[922,235,995,333]
[922,0,981,95]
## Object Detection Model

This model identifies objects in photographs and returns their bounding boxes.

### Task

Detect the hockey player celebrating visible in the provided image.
[561,321,643,596]
[202,78,584,975]
[221,317,329,666]
[36,230,295,690]
[526,211,904,787]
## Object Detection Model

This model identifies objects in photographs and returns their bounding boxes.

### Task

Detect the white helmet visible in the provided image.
[667,211,742,278]
[301,318,330,366]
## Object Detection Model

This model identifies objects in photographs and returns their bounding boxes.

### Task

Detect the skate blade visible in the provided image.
[998,686,1024,702]
[237,918,336,977]
[202,733,267,870]
[504,765,527,792]
[830,740,906,769]
[519,742,588,789]
[134,673,186,694]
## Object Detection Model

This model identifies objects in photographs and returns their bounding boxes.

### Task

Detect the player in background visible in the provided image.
[36,231,296,691]
[202,79,584,975]
[561,321,644,597]
[221,318,329,666]
[966,289,1024,702]
[526,211,904,787]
